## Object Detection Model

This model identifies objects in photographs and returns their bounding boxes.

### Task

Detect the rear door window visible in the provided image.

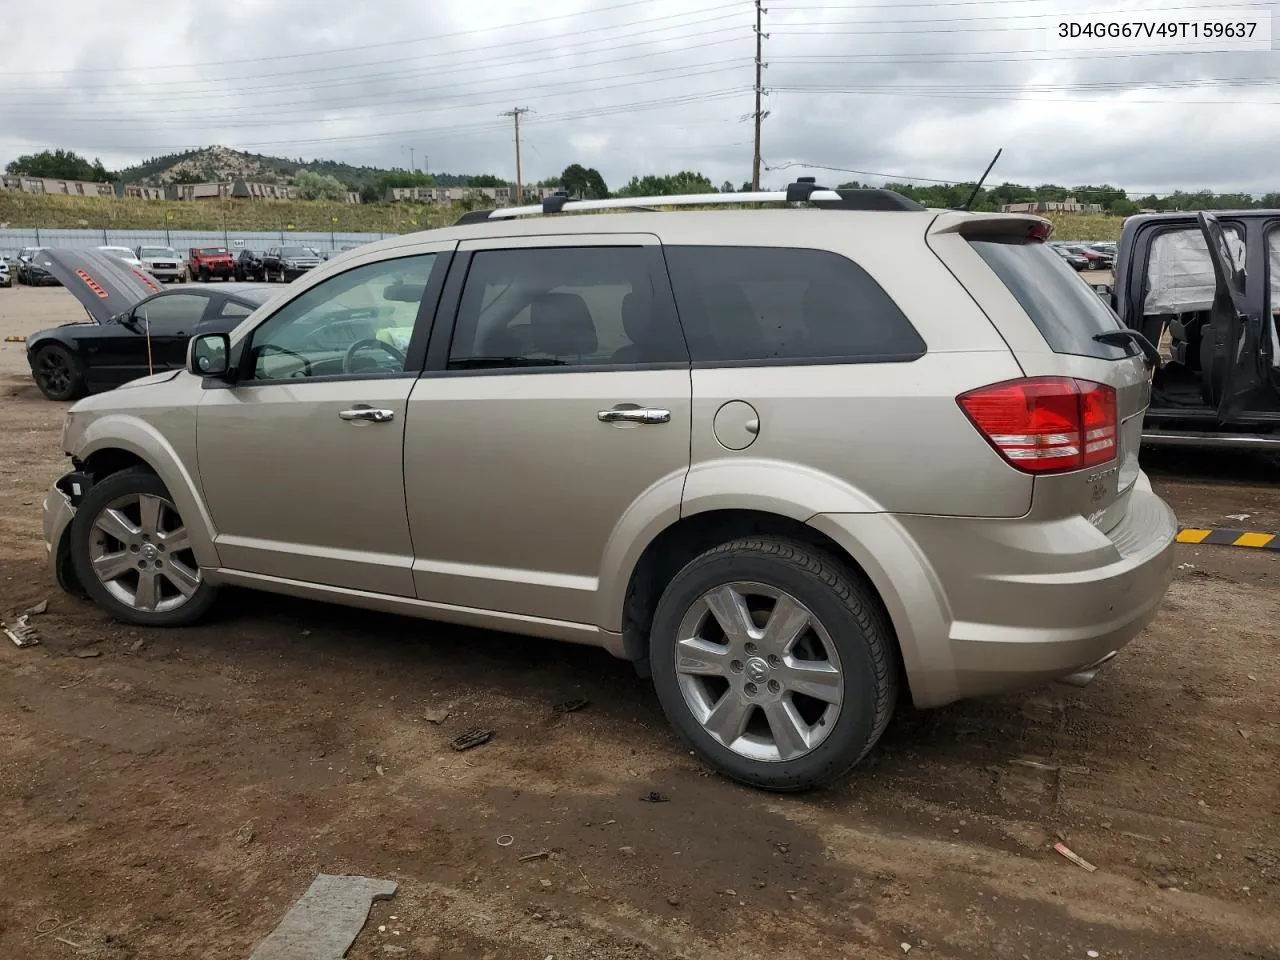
[968,238,1125,359]
[663,246,925,363]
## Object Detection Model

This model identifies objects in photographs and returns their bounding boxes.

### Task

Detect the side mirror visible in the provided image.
[189,333,231,378]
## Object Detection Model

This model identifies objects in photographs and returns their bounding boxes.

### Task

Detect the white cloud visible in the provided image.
[0,0,1275,194]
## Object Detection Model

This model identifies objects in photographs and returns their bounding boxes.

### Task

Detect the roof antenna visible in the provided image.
[960,148,1002,211]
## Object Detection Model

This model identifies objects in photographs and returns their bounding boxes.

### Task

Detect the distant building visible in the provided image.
[1,174,115,197]
[1000,197,1103,215]
[230,179,298,201]
[385,184,561,205]
[119,183,167,200]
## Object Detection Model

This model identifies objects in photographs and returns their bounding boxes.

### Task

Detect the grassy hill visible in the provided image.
[0,192,461,234]
[0,191,1127,241]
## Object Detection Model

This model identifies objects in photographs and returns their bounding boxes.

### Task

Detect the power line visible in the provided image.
[3,62,749,127]
[761,159,1272,198]
[2,88,751,156]
[2,8,748,96]
[0,0,738,76]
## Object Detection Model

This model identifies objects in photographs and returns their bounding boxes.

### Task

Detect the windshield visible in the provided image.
[198,247,229,255]
[140,247,176,258]
[280,246,312,258]
[969,238,1126,360]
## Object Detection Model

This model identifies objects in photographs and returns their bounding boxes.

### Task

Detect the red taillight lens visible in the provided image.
[958,377,1117,474]
[1027,220,1053,243]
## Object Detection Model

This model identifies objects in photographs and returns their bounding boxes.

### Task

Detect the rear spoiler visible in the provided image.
[928,211,1053,241]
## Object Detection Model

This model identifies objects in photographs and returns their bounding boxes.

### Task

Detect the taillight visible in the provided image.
[1027,220,1053,243]
[958,377,1117,474]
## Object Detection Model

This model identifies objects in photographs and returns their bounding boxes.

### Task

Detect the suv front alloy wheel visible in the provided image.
[69,467,218,626]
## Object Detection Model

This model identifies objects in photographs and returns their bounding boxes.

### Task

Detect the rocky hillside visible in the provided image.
[116,147,397,190]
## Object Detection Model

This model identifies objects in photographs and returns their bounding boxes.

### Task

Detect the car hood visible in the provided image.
[117,369,182,390]
[33,248,163,324]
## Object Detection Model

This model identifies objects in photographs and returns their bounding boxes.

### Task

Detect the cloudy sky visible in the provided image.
[1,0,1278,195]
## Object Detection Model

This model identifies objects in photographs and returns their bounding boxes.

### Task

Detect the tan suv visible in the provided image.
[41,183,1177,791]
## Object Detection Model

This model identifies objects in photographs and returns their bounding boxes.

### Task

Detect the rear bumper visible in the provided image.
[810,476,1177,708]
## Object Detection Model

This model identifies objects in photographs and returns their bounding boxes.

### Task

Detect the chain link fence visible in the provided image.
[0,227,387,260]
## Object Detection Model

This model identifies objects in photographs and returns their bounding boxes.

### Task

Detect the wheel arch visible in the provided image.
[71,417,219,569]
[614,508,908,685]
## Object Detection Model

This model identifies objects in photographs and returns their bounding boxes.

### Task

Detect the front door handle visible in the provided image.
[597,406,671,425]
[339,406,395,423]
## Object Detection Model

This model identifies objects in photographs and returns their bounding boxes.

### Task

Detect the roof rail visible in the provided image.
[450,179,924,224]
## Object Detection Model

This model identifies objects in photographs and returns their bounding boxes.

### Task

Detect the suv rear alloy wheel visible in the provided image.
[650,537,898,792]
[69,468,217,626]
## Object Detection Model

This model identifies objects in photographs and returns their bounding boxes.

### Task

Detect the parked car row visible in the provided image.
[2,242,362,288]
[1049,240,1116,271]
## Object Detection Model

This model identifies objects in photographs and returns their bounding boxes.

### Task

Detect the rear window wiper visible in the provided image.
[448,356,568,369]
[1093,329,1160,368]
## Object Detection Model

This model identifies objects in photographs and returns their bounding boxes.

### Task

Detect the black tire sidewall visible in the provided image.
[650,543,889,791]
[34,344,84,401]
[69,468,217,627]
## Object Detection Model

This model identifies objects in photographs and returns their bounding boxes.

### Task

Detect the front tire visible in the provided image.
[32,343,86,401]
[649,537,898,792]
[69,468,217,627]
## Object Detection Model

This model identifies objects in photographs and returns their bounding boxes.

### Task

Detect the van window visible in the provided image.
[969,238,1126,360]
[663,246,925,363]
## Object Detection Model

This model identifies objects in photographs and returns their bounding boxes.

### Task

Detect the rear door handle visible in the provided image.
[597,406,671,425]
[339,406,395,423]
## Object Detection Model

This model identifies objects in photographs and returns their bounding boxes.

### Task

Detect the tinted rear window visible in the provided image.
[969,238,1126,359]
[664,246,925,363]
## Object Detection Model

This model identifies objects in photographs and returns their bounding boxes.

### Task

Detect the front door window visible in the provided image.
[243,254,437,380]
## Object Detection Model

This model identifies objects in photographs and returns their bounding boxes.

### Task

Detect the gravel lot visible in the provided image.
[1,286,1277,960]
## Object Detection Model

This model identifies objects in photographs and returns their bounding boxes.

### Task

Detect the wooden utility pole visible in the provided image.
[502,107,530,203]
[752,0,768,190]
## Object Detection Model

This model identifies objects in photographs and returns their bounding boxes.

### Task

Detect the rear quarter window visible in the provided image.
[969,238,1126,359]
[663,246,925,364]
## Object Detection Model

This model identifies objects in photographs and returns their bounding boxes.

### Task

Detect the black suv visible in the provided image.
[1111,211,1280,448]
[234,248,267,282]
[262,245,324,283]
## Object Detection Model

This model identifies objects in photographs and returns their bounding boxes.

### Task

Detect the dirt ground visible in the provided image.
[1,286,1277,960]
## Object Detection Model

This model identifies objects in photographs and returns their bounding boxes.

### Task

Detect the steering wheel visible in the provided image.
[344,338,406,374]
[254,343,313,378]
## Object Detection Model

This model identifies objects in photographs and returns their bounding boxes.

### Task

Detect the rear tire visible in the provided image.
[32,343,86,401]
[649,537,898,792]
[69,467,218,627]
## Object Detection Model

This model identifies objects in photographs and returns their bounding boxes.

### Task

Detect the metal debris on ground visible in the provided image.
[640,791,670,803]
[552,697,590,714]
[451,728,493,751]
[496,835,514,847]
[1053,841,1098,873]
[423,708,450,725]
[519,850,550,862]
[25,599,48,616]
[4,615,39,647]
[249,874,397,960]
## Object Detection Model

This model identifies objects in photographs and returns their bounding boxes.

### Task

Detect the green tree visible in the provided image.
[468,174,508,188]
[294,169,349,201]
[556,163,609,199]
[6,148,117,181]
[615,170,717,197]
